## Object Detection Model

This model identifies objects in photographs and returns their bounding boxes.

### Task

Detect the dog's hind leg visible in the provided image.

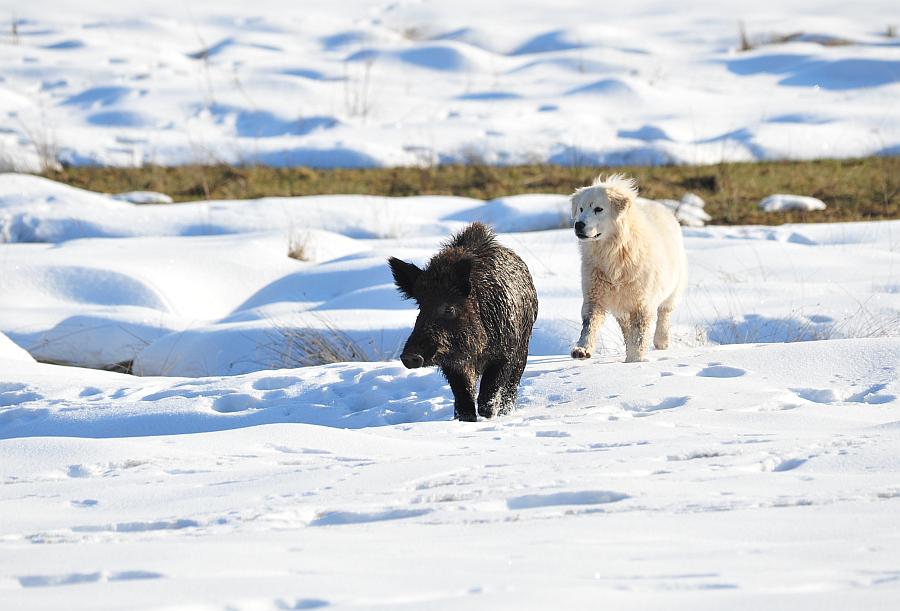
[572,301,605,359]
[654,306,672,350]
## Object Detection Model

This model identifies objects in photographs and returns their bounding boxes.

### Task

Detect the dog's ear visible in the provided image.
[570,187,588,219]
[606,186,633,212]
[603,174,638,212]
[388,257,422,300]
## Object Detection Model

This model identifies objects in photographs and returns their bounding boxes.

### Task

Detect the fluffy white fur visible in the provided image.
[570,174,688,362]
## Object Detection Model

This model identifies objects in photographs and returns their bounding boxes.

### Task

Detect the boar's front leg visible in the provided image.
[443,366,477,422]
[476,360,506,419]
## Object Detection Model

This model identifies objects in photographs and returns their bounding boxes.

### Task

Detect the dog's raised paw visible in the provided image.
[571,347,592,360]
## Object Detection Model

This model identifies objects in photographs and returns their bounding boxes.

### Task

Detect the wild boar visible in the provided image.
[388,222,538,421]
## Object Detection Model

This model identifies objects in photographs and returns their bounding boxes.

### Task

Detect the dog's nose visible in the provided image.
[401,353,424,369]
[574,221,585,232]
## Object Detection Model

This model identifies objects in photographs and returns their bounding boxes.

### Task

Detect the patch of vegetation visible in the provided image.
[41,156,899,225]
[738,22,855,51]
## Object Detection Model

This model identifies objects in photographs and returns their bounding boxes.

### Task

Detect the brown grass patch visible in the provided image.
[41,156,899,225]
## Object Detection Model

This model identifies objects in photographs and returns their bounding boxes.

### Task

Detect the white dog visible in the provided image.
[570,174,688,362]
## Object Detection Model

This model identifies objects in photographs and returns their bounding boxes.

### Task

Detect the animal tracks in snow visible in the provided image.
[0,383,43,407]
[622,396,690,416]
[309,508,432,527]
[696,365,747,378]
[251,375,300,391]
[506,490,629,510]
[212,393,262,413]
[789,383,896,405]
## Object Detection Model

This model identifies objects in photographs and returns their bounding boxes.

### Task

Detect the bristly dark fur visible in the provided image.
[388,222,538,422]
[445,222,498,252]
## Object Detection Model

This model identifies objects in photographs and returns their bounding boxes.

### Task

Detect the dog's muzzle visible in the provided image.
[574,221,599,240]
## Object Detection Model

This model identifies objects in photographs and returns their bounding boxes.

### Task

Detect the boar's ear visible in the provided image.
[453,257,473,297]
[388,257,422,300]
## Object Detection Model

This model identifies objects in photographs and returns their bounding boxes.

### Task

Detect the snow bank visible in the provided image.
[0,174,569,243]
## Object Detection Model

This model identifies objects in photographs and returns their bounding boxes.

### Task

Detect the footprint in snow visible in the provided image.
[0,383,44,407]
[309,508,431,527]
[70,499,99,508]
[762,456,809,472]
[535,430,571,438]
[251,376,299,391]
[506,490,628,510]
[212,393,262,413]
[622,395,689,415]
[696,365,746,378]
[791,384,896,405]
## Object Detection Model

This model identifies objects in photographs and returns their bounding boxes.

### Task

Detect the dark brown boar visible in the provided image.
[388,222,538,421]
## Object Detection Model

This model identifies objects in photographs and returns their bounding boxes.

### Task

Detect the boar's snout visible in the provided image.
[401,353,425,369]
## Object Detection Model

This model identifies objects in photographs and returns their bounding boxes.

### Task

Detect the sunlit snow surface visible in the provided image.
[1,0,899,170]
[1,173,899,609]
[1,1,900,606]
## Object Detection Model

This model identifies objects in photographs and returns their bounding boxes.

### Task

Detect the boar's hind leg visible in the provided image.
[498,354,528,416]
[444,367,477,422]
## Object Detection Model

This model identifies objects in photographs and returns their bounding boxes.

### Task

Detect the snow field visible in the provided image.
[0,338,898,609]
[0,172,898,608]
[2,1,899,170]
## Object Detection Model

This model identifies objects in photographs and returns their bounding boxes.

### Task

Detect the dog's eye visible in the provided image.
[579,207,583,213]
[593,207,603,214]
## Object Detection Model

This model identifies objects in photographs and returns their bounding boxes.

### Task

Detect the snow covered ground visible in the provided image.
[1,173,899,609]
[2,1,900,607]
[2,1,899,170]
[2,174,898,377]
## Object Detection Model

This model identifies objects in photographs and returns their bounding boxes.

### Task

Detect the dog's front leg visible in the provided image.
[572,301,605,359]
[624,308,652,362]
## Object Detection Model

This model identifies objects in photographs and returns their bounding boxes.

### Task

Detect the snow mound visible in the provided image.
[759,193,827,212]
[0,174,570,243]
[111,191,174,205]
[650,192,712,227]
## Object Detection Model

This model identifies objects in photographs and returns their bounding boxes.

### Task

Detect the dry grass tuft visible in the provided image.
[257,319,388,369]
[287,230,313,262]
[737,24,854,51]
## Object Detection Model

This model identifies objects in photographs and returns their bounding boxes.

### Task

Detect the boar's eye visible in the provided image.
[593,207,603,214]
[440,305,458,320]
